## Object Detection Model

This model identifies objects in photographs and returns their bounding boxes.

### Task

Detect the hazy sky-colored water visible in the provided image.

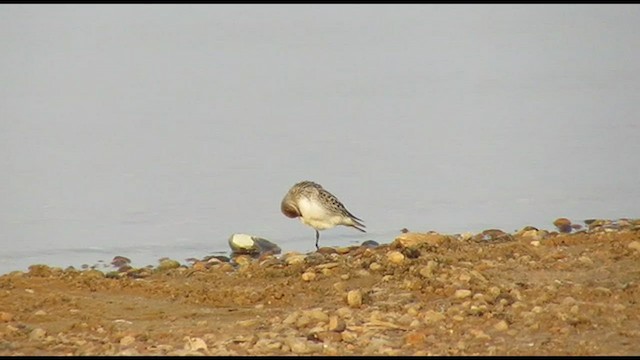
[2,4,640,274]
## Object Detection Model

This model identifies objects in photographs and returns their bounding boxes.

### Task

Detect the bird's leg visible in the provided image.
[315,230,320,250]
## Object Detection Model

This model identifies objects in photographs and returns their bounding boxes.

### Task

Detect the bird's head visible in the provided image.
[281,195,300,218]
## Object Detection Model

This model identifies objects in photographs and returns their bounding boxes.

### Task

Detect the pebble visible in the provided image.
[460,232,474,241]
[228,233,259,254]
[282,311,300,325]
[553,218,573,233]
[305,309,329,323]
[117,348,140,356]
[157,259,181,271]
[423,310,445,324]
[628,241,640,252]
[27,265,53,277]
[233,255,254,267]
[578,256,593,265]
[29,328,47,341]
[285,337,321,354]
[494,320,509,331]
[328,315,346,332]
[387,251,405,265]
[361,240,380,248]
[476,229,510,242]
[252,237,282,255]
[404,331,427,347]
[470,329,491,340]
[354,269,371,278]
[336,247,352,254]
[0,312,14,322]
[335,307,353,319]
[301,272,316,282]
[314,331,342,343]
[518,227,541,240]
[393,233,449,248]
[341,331,358,343]
[454,289,472,299]
[184,337,208,352]
[111,256,131,268]
[119,335,136,347]
[347,289,363,308]
[237,319,260,327]
[295,315,312,328]
[418,261,438,278]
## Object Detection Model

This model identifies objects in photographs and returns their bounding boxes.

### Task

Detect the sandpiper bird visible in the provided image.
[281,181,366,249]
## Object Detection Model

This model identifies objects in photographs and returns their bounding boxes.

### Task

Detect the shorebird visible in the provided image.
[281,181,366,249]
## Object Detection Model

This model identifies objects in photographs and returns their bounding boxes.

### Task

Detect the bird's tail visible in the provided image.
[348,214,366,233]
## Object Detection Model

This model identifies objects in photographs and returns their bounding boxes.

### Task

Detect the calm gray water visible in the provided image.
[2,5,640,274]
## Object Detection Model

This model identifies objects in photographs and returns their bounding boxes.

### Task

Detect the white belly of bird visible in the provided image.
[297,197,345,230]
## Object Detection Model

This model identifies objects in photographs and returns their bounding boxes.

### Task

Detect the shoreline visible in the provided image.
[1,217,639,355]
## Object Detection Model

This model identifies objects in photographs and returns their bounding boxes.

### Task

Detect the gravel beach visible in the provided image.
[1,218,639,356]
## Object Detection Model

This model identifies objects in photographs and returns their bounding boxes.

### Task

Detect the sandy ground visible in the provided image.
[0,219,639,356]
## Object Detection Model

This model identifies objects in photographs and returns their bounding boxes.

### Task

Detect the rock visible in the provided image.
[317,247,337,255]
[347,289,363,308]
[341,330,358,343]
[313,331,342,343]
[553,218,573,233]
[470,329,491,340]
[228,233,281,255]
[285,337,320,354]
[295,314,313,328]
[29,328,47,341]
[282,253,306,266]
[393,232,450,249]
[305,309,329,323]
[119,335,136,347]
[586,219,608,231]
[301,272,316,282]
[228,233,260,254]
[628,241,640,252]
[27,265,53,277]
[454,289,472,299]
[578,256,593,265]
[474,229,513,242]
[361,240,380,248]
[335,307,353,319]
[460,232,474,241]
[404,330,427,347]
[232,255,253,267]
[0,312,14,322]
[494,320,509,331]
[423,310,445,324]
[418,261,439,278]
[387,251,405,265]
[253,237,282,255]
[111,256,131,268]
[157,259,181,271]
[117,348,140,356]
[516,226,542,241]
[328,315,346,332]
[184,337,208,352]
[82,269,105,279]
[283,311,300,325]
